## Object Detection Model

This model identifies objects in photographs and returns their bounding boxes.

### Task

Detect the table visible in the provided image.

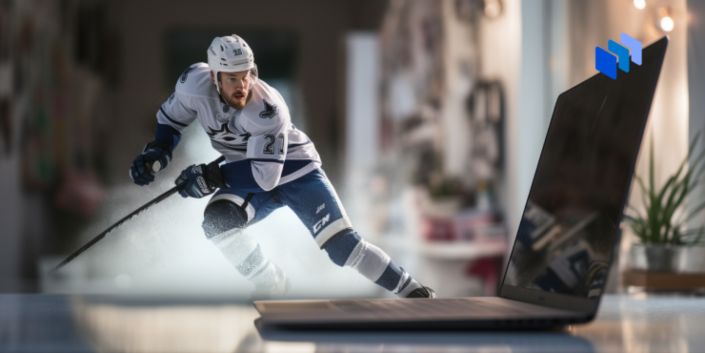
[622,270,705,292]
[1,294,704,352]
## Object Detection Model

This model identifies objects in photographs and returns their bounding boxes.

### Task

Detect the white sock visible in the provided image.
[343,239,423,297]
[210,229,288,295]
[396,276,423,297]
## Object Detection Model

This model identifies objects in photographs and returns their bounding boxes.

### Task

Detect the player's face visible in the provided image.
[219,70,253,109]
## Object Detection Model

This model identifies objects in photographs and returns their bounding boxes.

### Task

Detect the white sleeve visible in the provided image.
[246,128,288,191]
[244,89,291,191]
[156,65,201,131]
[156,92,196,131]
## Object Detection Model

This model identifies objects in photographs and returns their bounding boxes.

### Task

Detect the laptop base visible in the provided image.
[255,296,591,330]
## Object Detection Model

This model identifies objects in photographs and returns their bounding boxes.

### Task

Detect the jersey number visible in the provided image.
[262,133,285,155]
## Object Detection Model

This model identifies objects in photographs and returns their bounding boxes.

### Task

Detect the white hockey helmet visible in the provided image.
[207,35,257,92]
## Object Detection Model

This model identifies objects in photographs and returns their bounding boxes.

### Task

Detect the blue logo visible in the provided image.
[259,100,278,119]
[595,33,642,80]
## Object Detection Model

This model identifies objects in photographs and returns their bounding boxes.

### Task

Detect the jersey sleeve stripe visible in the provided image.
[212,140,247,151]
[159,107,188,127]
[287,140,312,149]
[249,158,285,164]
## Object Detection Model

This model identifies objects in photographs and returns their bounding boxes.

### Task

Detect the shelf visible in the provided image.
[622,270,705,290]
[419,240,507,260]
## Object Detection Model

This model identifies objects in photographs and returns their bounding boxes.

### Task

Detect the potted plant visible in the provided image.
[625,135,705,272]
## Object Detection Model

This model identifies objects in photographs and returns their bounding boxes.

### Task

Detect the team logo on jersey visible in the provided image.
[259,100,278,119]
[207,123,250,149]
[179,65,196,84]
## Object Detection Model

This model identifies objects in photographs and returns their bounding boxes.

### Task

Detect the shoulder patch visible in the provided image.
[174,63,215,99]
[259,100,278,119]
[179,65,196,84]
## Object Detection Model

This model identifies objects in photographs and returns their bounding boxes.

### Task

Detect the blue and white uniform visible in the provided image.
[152,63,423,297]
[157,63,320,191]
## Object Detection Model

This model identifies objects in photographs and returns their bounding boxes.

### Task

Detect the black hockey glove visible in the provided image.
[129,141,171,186]
[175,163,225,198]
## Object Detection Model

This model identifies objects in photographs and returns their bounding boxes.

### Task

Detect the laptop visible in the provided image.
[254,36,668,330]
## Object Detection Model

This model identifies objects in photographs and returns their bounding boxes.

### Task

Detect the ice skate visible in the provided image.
[405,285,436,298]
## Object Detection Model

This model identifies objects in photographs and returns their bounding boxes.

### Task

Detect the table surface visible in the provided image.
[1,293,704,353]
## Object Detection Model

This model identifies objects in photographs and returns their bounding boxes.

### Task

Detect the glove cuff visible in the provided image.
[144,140,172,160]
[204,163,226,188]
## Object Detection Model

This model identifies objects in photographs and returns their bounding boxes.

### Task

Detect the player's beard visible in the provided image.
[226,90,250,109]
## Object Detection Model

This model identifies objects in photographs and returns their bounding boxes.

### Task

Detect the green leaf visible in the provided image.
[695,227,704,244]
[687,132,702,159]
[629,218,649,243]
[626,130,705,245]
[660,154,696,242]
[684,225,705,235]
[683,226,705,245]
[634,176,651,209]
[656,174,681,241]
[626,205,645,221]
[672,227,684,245]
[663,175,690,242]
[649,138,655,203]
[686,132,705,188]
[674,199,705,228]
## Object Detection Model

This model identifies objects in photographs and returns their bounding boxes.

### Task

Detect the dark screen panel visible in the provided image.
[502,37,668,300]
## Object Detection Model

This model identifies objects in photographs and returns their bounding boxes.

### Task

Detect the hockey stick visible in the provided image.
[51,155,225,273]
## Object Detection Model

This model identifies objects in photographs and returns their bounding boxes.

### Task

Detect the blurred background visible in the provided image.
[0,0,703,300]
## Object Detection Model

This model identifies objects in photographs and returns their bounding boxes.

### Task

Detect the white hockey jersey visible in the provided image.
[157,63,321,191]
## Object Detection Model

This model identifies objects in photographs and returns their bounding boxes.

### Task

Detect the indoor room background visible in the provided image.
[0,0,702,300]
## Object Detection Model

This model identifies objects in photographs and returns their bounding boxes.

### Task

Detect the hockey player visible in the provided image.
[129,34,434,299]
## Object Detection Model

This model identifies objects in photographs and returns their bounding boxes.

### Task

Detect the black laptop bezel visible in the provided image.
[497,36,668,315]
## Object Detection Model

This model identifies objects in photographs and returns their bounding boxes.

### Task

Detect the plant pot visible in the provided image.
[628,244,679,272]
[675,246,705,273]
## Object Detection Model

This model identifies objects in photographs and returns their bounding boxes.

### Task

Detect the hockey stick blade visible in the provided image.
[51,156,225,274]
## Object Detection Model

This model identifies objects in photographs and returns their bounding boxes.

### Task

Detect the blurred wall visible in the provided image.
[472,0,522,252]
[689,0,705,230]
[692,1,705,137]
[1,0,117,290]
[0,152,22,291]
[515,0,549,239]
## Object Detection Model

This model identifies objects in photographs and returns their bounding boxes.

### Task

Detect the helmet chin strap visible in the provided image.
[215,71,223,95]
[213,72,232,107]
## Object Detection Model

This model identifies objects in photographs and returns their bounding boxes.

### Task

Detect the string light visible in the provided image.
[633,0,646,10]
[658,7,674,32]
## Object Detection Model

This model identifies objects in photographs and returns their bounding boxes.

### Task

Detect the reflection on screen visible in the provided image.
[503,38,665,299]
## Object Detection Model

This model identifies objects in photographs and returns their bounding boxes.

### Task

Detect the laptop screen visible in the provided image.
[502,37,668,301]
